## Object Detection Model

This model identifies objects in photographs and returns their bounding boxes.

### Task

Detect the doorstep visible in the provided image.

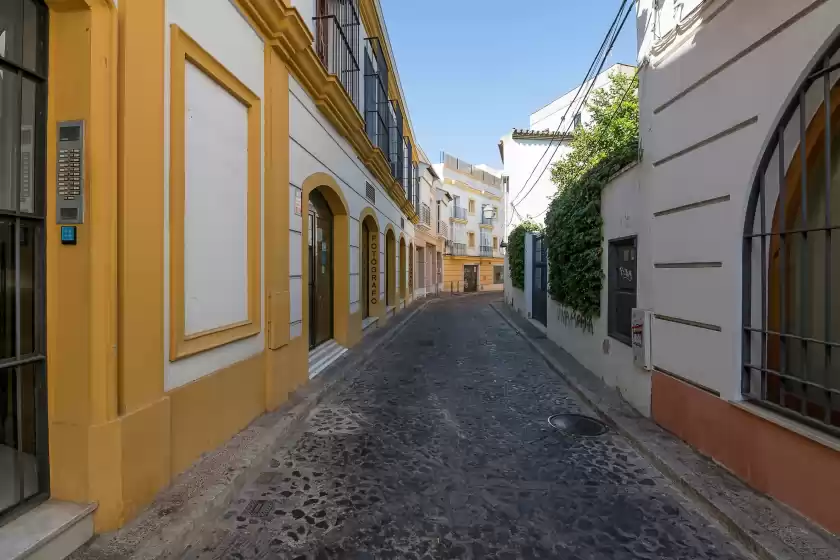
[308,340,348,379]
[0,500,96,560]
[491,300,840,560]
[361,315,378,333]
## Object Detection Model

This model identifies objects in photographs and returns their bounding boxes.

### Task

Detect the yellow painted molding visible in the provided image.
[358,206,385,322]
[480,223,493,230]
[398,235,407,300]
[384,225,397,307]
[169,25,262,361]
[301,172,351,347]
[231,0,418,223]
[117,0,165,414]
[451,218,468,225]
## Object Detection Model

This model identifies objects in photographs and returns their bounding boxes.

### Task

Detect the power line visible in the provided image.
[510,0,635,221]
[508,0,631,215]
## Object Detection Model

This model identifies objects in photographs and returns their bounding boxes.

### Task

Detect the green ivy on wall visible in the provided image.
[544,70,639,330]
[508,221,542,290]
[545,144,637,329]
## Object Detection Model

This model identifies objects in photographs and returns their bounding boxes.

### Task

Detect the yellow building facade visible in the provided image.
[1,0,424,543]
[433,154,506,293]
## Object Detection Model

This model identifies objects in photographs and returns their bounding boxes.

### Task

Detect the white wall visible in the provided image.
[288,74,415,336]
[546,165,652,415]
[164,0,265,390]
[636,0,840,399]
[530,64,635,132]
[501,134,571,236]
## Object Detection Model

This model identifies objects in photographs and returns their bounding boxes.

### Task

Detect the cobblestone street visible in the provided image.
[183,295,747,560]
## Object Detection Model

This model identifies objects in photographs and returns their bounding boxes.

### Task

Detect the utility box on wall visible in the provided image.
[632,309,653,370]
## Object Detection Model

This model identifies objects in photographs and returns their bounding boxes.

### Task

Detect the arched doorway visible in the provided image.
[409,241,415,298]
[308,189,333,349]
[743,34,840,431]
[360,209,380,319]
[301,173,350,349]
[399,236,407,302]
[385,228,396,307]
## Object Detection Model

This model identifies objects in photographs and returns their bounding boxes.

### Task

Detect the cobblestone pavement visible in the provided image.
[182,295,748,560]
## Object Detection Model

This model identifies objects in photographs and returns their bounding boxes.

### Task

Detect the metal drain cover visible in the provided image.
[548,414,609,437]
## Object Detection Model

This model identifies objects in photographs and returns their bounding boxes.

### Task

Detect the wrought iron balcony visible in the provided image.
[364,37,389,157]
[448,242,467,256]
[314,0,360,107]
[480,215,495,226]
[420,203,431,227]
[437,220,449,238]
[451,206,467,221]
[480,246,494,257]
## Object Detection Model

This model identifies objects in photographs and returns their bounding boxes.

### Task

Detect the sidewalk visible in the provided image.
[491,300,840,560]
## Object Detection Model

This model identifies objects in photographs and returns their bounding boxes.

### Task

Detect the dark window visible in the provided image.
[608,237,637,345]
[573,112,582,130]
[493,265,503,284]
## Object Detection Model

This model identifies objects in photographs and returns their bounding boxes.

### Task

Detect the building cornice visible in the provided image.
[235,0,419,222]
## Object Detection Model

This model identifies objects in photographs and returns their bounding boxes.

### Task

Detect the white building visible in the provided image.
[500,63,635,237]
[507,0,840,536]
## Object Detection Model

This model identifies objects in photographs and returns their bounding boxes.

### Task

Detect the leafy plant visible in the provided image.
[508,220,542,290]
[545,70,639,329]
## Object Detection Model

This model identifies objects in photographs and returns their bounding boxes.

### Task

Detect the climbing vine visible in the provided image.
[508,221,542,290]
[545,70,639,329]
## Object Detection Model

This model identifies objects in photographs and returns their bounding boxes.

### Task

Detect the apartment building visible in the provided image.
[433,154,506,292]
[0,0,427,553]
[412,159,447,298]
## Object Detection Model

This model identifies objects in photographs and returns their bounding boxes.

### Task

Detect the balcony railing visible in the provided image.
[448,242,467,256]
[480,246,494,257]
[451,206,467,221]
[480,215,495,226]
[421,203,431,227]
[437,220,448,238]
[314,0,360,107]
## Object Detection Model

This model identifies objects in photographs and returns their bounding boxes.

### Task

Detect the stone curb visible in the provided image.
[73,299,430,560]
[490,300,840,560]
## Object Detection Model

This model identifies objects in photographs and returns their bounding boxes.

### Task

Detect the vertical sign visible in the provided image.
[294,190,302,216]
[369,231,379,306]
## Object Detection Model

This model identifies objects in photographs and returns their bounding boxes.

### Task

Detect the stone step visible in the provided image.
[308,340,347,379]
[0,500,96,560]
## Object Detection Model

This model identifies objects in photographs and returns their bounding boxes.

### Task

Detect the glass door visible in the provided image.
[0,0,49,521]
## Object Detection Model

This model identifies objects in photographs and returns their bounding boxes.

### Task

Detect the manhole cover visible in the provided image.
[547,414,609,437]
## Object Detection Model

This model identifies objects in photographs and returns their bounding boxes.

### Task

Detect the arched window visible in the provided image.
[744,35,840,432]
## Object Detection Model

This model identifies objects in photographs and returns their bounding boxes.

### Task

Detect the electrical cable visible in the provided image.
[507,0,631,216]
[509,0,635,222]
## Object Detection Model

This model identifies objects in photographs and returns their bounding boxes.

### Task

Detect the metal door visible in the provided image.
[532,235,547,325]
[464,265,478,292]
[0,0,50,522]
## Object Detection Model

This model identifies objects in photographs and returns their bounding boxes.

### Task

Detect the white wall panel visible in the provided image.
[349,274,359,306]
[289,230,302,277]
[183,62,250,336]
[289,277,303,324]
[350,246,359,275]
[164,0,265,391]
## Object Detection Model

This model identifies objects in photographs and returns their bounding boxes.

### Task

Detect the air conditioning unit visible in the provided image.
[632,308,653,371]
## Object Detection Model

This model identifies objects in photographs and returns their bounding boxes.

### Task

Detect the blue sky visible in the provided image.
[380,0,638,169]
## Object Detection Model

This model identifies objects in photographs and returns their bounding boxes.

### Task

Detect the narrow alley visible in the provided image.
[181,296,745,560]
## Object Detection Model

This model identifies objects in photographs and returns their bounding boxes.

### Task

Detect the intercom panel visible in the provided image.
[56,120,84,224]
